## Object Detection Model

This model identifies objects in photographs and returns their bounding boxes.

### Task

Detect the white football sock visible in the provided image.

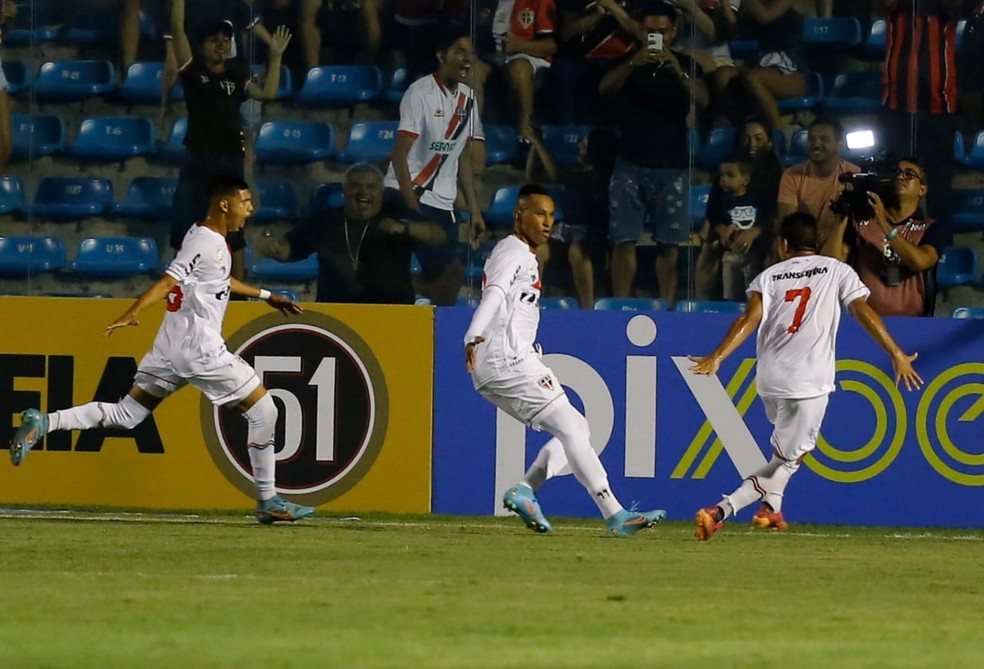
[522,438,566,492]
[243,393,278,501]
[537,399,622,519]
[49,394,150,431]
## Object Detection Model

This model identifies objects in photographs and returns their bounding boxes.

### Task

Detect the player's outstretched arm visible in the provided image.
[689,292,763,375]
[230,277,303,316]
[105,274,179,336]
[848,297,922,390]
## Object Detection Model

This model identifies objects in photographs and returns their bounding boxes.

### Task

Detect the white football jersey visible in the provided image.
[383,74,484,211]
[154,225,234,376]
[470,235,542,386]
[748,254,870,399]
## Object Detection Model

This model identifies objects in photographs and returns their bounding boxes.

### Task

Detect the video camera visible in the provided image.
[828,130,899,220]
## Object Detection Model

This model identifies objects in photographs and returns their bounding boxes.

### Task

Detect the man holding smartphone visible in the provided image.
[599,0,708,306]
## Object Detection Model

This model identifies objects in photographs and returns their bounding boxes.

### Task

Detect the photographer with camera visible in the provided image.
[821,158,947,317]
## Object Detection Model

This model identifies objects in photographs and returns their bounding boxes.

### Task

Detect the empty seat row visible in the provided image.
[0,236,158,278]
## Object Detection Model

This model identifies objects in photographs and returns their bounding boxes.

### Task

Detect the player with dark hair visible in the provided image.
[464,183,665,536]
[9,177,314,525]
[690,212,922,540]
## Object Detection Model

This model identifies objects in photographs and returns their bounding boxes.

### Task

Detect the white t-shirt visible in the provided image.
[383,74,484,211]
[470,235,542,386]
[155,225,234,376]
[748,254,869,399]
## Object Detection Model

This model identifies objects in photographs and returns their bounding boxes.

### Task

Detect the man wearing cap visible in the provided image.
[167,0,291,278]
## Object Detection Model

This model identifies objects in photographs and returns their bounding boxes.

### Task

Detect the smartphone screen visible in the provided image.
[647,33,663,51]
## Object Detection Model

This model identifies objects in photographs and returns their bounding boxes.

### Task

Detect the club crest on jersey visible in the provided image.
[518,9,535,29]
[215,247,226,263]
[220,80,236,95]
[536,374,554,391]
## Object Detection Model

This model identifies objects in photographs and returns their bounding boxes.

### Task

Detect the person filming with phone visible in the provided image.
[599,0,708,306]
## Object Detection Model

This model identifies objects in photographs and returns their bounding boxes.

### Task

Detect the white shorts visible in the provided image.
[135,346,260,407]
[476,358,565,428]
[505,53,551,76]
[761,395,829,462]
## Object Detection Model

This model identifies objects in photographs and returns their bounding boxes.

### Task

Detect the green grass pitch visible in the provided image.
[1,510,982,669]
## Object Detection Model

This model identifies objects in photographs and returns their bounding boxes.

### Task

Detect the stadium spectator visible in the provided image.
[524,122,618,308]
[821,158,946,317]
[600,0,707,305]
[735,0,808,130]
[385,24,487,306]
[880,0,961,243]
[262,164,446,304]
[298,0,382,68]
[8,177,315,526]
[0,0,15,172]
[464,184,666,536]
[691,212,921,540]
[694,154,770,300]
[167,0,290,280]
[777,115,858,246]
[551,0,643,123]
[957,2,984,138]
[492,0,558,147]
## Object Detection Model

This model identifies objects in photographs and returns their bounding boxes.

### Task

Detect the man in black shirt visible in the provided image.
[262,164,447,304]
[599,0,707,306]
[168,0,290,274]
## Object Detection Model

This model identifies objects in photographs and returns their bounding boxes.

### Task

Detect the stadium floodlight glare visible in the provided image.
[845,129,876,151]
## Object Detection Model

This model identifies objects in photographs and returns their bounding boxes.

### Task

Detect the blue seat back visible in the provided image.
[120,61,183,103]
[159,118,188,163]
[866,19,887,57]
[35,60,116,102]
[675,299,746,313]
[251,63,293,100]
[383,67,409,104]
[952,306,984,319]
[937,246,981,289]
[0,236,67,276]
[32,177,114,219]
[71,116,157,161]
[594,297,668,311]
[11,113,66,161]
[484,125,517,165]
[73,237,159,277]
[254,181,300,221]
[2,60,31,94]
[246,247,319,281]
[115,177,178,219]
[952,188,984,232]
[697,127,736,170]
[776,72,824,113]
[541,125,592,165]
[824,72,883,113]
[342,121,397,163]
[540,296,579,309]
[308,182,345,214]
[0,176,25,215]
[297,65,382,105]
[255,121,336,164]
[803,18,862,47]
[485,186,520,227]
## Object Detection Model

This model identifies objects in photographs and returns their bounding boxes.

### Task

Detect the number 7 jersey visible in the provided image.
[748,254,870,399]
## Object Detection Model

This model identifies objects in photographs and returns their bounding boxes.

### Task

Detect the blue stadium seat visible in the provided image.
[776,72,824,114]
[464,241,497,281]
[255,121,336,164]
[4,25,60,48]
[484,125,517,165]
[119,62,183,104]
[803,18,862,48]
[159,118,188,163]
[0,236,67,276]
[0,177,26,215]
[253,181,300,222]
[690,185,711,231]
[70,116,156,162]
[340,121,397,163]
[35,60,116,102]
[960,130,984,170]
[72,237,159,277]
[784,129,808,166]
[954,131,967,166]
[2,60,31,95]
[675,299,746,313]
[865,19,887,58]
[456,295,479,307]
[696,127,736,171]
[246,246,319,281]
[485,186,520,228]
[11,113,66,161]
[594,297,668,311]
[953,306,984,319]
[307,182,345,215]
[541,125,592,165]
[31,177,114,220]
[952,189,984,232]
[296,65,382,106]
[251,63,293,100]
[823,72,882,114]
[383,67,409,104]
[540,296,579,309]
[936,246,980,289]
[114,177,177,219]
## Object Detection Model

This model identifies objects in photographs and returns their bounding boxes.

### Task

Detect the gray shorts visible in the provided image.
[609,159,690,245]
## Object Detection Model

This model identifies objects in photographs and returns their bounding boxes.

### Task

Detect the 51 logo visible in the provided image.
[201,312,389,506]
